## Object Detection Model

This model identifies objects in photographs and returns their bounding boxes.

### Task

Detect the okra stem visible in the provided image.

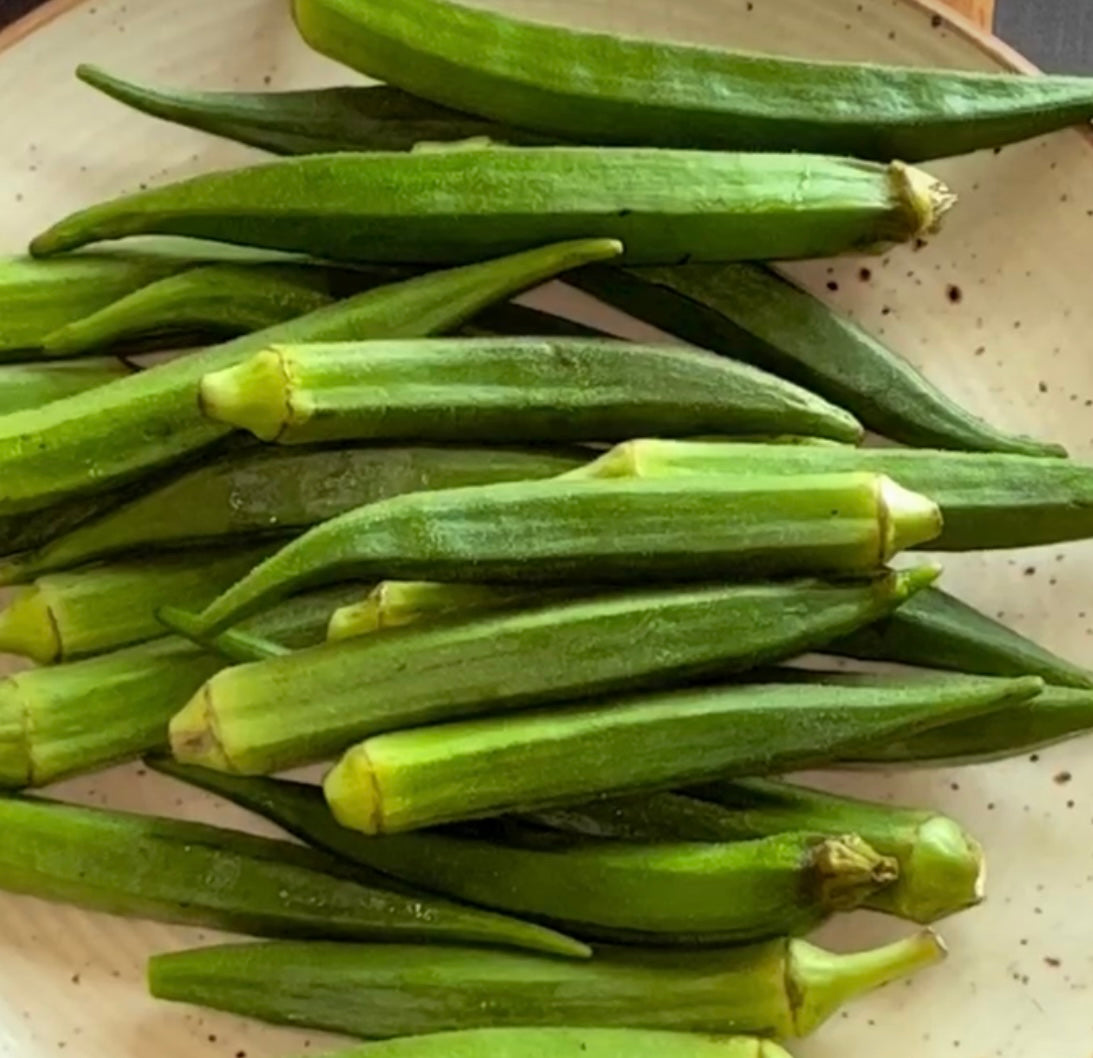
[157,605,289,663]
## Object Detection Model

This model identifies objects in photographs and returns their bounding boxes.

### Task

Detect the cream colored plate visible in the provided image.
[1,1,1092,1056]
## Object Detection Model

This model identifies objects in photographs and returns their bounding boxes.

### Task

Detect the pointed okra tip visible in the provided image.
[788,929,947,1036]
[199,349,292,441]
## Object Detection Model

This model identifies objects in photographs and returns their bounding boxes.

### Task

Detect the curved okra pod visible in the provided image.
[575,439,1093,550]
[0,443,584,584]
[0,358,133,413]
[148,931,947,1038]
[685,779,984,925]
[170,569,939,775]
[830,586,1093,689]
[0,546,272,663]
[40,262,381,357]
[189,473,940,634]
[569,263,1064,457]
[200,338,862,446]
[0,239,619,518]
[0,795,587,957]
[0,587,354,790]
[138,763,896,946]
[322,673,1040,834]
[78,65,551,154]
[30,150,954,265]
[288,1029,793,1058]
[295,0,1093,161]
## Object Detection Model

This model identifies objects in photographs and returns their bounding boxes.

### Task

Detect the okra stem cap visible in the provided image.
[0,586,60,664]
[200,350,292,442]
[879,476,943,559]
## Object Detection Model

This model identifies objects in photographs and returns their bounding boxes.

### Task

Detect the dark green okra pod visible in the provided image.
[30,150,954,265]
[323,673,1041,835]
[294,0,1093,161]
[141,764,896,946]
[569,263,1063,457]
[0,795,587,957]
[0,239,619,517]
[148,932,947,1038]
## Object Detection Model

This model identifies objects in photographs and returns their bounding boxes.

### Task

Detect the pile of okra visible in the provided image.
[5,0,1093,1054]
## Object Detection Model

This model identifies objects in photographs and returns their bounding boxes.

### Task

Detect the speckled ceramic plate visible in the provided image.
[0,1,1091,1056]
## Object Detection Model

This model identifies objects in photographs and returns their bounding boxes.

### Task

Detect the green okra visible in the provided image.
[0,546,272,664]
[158,605,289,664]
[0,586,353,790]
[170,568,937,775]
[323,672,1040,835]
[0,443,584,584]
[200,337,862,446]
[148,931,946,1038]
[137,763,895,946]
[78,65,551,154]
[685,779,983,925]
[841,684,1093,767]
[0,794,587,957]
[830,586,1093,689]
[574,439,1093,550]
[289,1029,792,1058]
[0,358,134,414]
[190,473,940,634]
[569,263,1064,458]
[30,150,954,266]
[295,0,1093,162]
[39,262,375,357]
[0,239,619,517]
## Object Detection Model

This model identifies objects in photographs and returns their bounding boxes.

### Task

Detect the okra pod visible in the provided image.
[0,587,353,789]
[292,1029,792,1058]
[0,443,584,584]
[323,673,1040,834]
[0,358,133,414]
[30,150,954,265]
[831,586,1093,688]
[200,337,862,446]
[190,474,940,634]
[0,547,272,664]
[295,0,1093,161]
[569,264,1064,457]
[576,439,1093,550]
[39,262,376,357]
[842,684,1093,767]
[78,65,550,154]
[137,764,895,945]
[0,239,619,517]
[148,931,946,1037]
[171,569,937,775]
[686,779,983,925]
[0,794,587,957]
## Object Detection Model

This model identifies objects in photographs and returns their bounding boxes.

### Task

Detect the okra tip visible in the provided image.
[324,744,382,834]
[168,683,234,773]
[878,476,943,560]
[0,680,30,789]
[890,161,958,238]
[200,350,291,442]
[889,562,942,603]
[0,585,60,664]
[788,929,947,1036]
[888,816,986,925]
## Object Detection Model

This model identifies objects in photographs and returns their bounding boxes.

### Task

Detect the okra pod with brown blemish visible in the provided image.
[148,931,947,1038]
[171,568,937,775]
[323,672,1039,835]
[190,473,940,634]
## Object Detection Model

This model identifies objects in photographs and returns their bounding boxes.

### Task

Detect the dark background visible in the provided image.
[0,0,1092,73]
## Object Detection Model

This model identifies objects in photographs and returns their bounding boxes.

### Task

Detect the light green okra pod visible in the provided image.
[148,932,947,1038]
[323,672,1040,835]
[171,569,937,775]
[569,263,1064,458]
[0,239,619,517]
[0,794,587,957]
[190,473,940,634]
[0,547,272,664]
[30,150,954,265]
[574,438,1093,550]
[199,337,862,446]
[293,0,1093,161]
[0,358,134,414]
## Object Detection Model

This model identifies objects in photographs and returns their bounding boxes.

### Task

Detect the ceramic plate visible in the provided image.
[0,1,1091,1056]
